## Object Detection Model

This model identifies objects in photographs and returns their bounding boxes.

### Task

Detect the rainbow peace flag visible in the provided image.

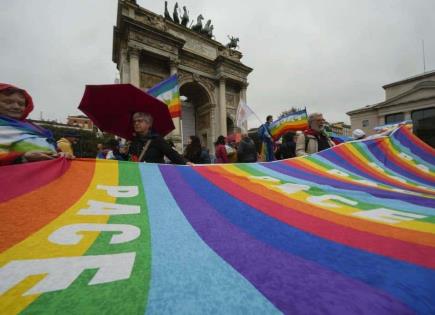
[148,75,181,118]
[329,132,353,144]
[269,109,308,140]
[1,126,435,314]
[0,116,57,166]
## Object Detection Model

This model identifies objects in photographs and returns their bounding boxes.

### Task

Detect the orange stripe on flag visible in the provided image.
[0,160,96,252]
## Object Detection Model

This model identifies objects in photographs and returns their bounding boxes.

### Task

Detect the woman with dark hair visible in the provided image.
[275,131,296,159]
[184,135,210,164]
[214,135,228,163]
[237,134,257,163]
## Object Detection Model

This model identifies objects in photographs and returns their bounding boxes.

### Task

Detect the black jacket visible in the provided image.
[277,141,296,159]
[237,137,257,163]
[129,133,186,164]
[185,147,211,164]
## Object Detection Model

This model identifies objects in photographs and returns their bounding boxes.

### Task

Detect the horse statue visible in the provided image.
[207,25,214,39]
[164,1,173,21]
[191,14,204,32]
[226,35,239,49]
[181,6,189,26]
[172,2,180,24]
[202,19,212,35]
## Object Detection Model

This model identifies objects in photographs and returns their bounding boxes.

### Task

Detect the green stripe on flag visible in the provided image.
[23,161,152,315]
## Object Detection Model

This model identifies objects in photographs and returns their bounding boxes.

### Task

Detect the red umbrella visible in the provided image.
[78,84,175,140]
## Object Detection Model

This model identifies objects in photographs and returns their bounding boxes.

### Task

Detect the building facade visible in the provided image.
[347,71,435,146]
[329,122,351,137]
[67,115,94,131]
[112,0,252,150]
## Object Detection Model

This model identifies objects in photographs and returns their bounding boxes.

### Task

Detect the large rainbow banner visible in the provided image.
[1,126,434,315]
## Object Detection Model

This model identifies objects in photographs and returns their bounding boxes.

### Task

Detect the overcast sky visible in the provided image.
[1,0,434,126]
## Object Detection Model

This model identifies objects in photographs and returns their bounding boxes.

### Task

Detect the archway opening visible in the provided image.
[179,82,211,149]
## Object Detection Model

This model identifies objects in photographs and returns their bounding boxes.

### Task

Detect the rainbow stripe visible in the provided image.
[148,75,181,118]
[269,109,309,140]
[0,116,57,165]
[1,126,434,314]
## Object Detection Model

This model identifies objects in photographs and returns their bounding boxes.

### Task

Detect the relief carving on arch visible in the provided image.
[136,11,168,32]
[226,93,236,108]
[178,70,217,104]
[218,47,243,61]
[180,56,215,74]
[130,32,176,54]
[197,111,211,130]
[178,70,193,85]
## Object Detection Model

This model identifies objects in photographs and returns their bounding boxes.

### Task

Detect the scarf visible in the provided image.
[0,115,57,165]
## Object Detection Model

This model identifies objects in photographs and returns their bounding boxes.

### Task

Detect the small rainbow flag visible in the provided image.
[269,109,308,140]
[148,75,181,118]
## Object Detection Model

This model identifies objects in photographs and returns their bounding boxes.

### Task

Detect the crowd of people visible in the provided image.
[0,82,371,167]
[92,111,340,165]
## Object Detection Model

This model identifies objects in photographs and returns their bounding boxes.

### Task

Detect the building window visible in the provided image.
[385,112,404,124]
[411,107,435,147]
[362,120,369,127]
[412,107,435,122]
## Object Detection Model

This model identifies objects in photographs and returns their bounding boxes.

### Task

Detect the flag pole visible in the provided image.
[253,112,264,125]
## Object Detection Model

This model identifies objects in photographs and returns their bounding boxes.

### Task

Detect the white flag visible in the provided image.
[236,100,255,129]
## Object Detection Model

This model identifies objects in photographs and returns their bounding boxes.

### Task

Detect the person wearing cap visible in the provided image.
[57,131,79,157]
[0,83,60,165]
[352,129,366,140]
[105,139,128,161]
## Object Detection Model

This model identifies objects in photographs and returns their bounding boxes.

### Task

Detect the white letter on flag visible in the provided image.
[0,252,136,296]
[78,200,140,216]
[97,185,139,198]
[49,223,141,245]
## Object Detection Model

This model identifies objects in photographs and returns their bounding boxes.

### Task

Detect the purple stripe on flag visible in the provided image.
[160,165,413,315]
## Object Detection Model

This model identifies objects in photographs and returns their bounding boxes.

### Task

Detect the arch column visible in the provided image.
[209,103,217,154]
[119,49,130,83]
[128,48,140,88]
[219,76,227,136]
[240,81,248,104]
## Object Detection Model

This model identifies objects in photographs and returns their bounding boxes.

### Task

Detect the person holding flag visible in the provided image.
[258,115,275,162]
[235,100,276,162]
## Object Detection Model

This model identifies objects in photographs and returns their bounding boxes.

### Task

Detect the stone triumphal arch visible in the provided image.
[112,0,252,150]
